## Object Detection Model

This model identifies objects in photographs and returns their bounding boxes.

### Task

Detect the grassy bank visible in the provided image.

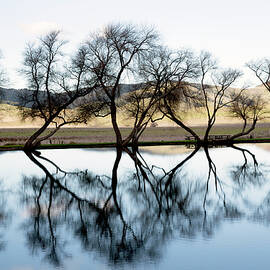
[2,137,270,152]
[1,123,270,145]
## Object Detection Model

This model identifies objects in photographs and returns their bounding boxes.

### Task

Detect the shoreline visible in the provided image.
[1,137,270,151]
[1,124,270,151]
[1,123,270,145]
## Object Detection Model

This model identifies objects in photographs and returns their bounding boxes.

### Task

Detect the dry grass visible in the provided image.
[1,85,270,146]
[1,123,270,146]
[2,97,270,129]
[0,103,266,128]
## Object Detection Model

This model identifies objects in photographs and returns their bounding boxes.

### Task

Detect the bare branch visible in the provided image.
[20,31,98,150]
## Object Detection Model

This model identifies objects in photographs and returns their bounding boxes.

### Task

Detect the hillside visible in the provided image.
[0,84,143,108]
[0,88,32,106]
[0,84,269,128]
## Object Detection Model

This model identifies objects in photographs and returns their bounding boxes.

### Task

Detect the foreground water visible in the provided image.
[1,144,270,269]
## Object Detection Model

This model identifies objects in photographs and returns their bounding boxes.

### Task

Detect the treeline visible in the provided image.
[0,23,270,151]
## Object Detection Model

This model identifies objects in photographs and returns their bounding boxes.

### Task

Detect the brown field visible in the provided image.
[1,100,270,146]
[1,123,270,146]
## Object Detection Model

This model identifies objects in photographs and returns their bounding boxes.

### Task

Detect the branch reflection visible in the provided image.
[21,145,270,267]
[0,184,10,252]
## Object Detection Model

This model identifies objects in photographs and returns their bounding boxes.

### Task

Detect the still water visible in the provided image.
[1,144,270,269]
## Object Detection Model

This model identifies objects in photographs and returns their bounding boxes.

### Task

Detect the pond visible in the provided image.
[1,144,270,269]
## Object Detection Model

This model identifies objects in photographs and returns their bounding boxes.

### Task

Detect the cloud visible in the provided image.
[20,21,61,35]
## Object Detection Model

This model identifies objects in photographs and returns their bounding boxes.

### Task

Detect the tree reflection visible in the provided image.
[230,145,265,189]
[0,185,10,252]
[22,151,117,267]
[21,144,270,268]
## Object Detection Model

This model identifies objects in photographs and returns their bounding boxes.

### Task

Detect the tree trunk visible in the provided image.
[203,122,213,142]
[110,102,123,147]
[111,147,123,204]
[23,121,51,151]
[229,119,257,140]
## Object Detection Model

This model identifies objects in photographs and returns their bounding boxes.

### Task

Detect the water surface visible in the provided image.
[1,144,270,269]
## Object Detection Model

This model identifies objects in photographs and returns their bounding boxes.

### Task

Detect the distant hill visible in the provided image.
[0,88,34,106]
[0,84,143,108]
[1,83,268,109]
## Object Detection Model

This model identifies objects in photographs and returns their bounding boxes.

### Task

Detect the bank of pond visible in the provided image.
[1,136,270,152]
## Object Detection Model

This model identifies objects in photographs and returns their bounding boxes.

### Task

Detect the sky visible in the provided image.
[1,0,270,88]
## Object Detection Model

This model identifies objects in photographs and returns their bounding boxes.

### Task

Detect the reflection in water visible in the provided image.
[230,145,265,189]
[0,182,11,252]
[16,145,270,269]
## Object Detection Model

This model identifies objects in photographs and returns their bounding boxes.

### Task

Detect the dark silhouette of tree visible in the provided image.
[186,52,255,142]
[78,23,159,147]
[229,92,268,140]
[148,48,201,141]
[246,59,270,138]
[247,59,270,92]
[196,52,243,141]
[19,31,98,151]
[120,47,199,146]
[158,51,261,143]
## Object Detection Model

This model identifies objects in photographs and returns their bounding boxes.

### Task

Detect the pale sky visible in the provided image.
[1,0,270,88]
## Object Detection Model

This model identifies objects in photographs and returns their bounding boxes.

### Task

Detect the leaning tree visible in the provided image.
[159,51,263,142]
[119,46,199,146]
[228,92,268,140]
[138,47,201,141]
[20,31,99,151]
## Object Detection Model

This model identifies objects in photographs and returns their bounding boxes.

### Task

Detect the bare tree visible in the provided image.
[0,51,8,100]
[159,82,203,141]
[150,48,201,141]
[155,52,242,141]
[247,59,270,92]
[229,92,268,140]
[159,52,246,142]
[118,47,199,146]
[196,52,244,141]
[246,58,270,139]
[20,31,98,151]
[79,23,159,147]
